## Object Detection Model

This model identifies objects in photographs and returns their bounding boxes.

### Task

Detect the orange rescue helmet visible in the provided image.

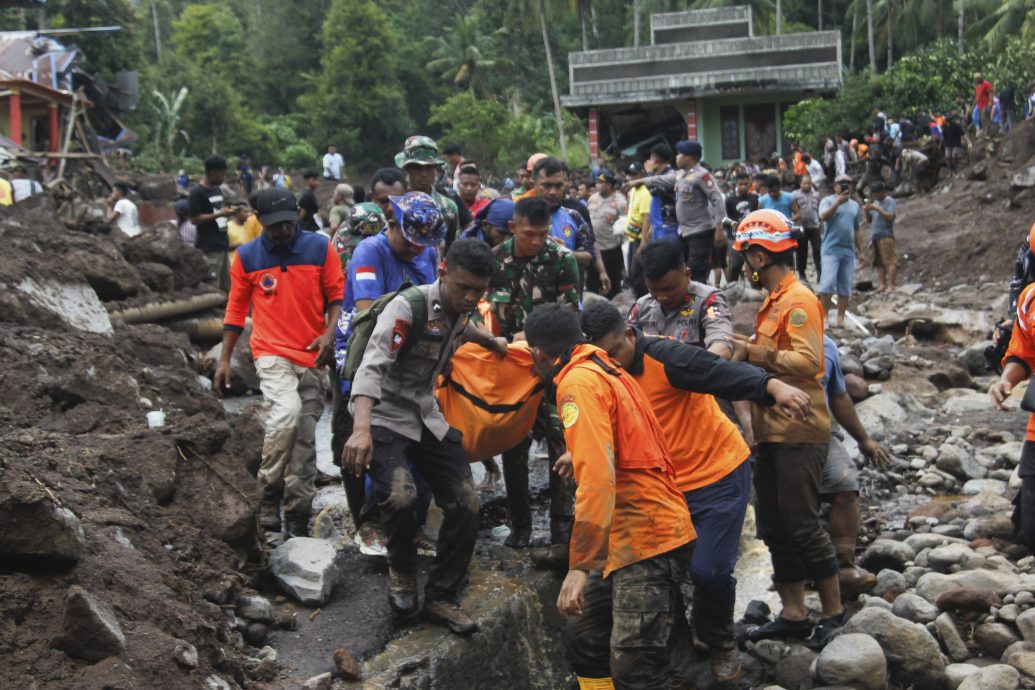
[732,209,799,253]
[1029,221,1035,248]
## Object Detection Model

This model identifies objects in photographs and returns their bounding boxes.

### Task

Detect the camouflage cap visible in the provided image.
[394,135,445,168]
[389,192,445,247]
[344,202,387,237]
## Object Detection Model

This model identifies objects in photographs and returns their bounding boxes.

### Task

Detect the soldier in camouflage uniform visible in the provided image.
[485,196,581,551]
[330,202,388,273]
[395,136,464,248]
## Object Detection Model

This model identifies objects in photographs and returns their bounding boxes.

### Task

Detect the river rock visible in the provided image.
[962,515,1014,541]
[1017,608,1035,643]
[928,363,976,391]
[173,639,198,669]
[960,492,1014,517]
[943,392,994,415]
[892,592,941,623]
[856,394,907,436]
[0,483,85,570]
[935,445,987,480]
[236,595,273,623]
[934,612,970,662]
[863,355,895,379]
[928,543,978,572]
[301,672,332,690]
[842,607,946,689]
[944,663,979,689]
[958,341,993,375]
[974,621,1020,657]
[55,586,126,662]
[773,648,816,690]
[1001,641,1035,677]
[843,373,870,401]
[874,569,909,597]
[957,664,1021,690]
[814,633,887,690]
[269,537,338,606]
[961,479,1009,496]
[861,538,916,572]
[918,570,1035,603]
[864,595,893,610]
[904,533,966,551]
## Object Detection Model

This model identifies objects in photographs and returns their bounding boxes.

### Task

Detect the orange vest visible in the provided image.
[1005,283,1035,441]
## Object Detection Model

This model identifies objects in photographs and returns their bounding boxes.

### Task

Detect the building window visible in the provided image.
[720,106,740,160]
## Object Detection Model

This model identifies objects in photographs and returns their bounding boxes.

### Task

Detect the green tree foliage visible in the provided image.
[300,0,412,172]
[171,3,251,88]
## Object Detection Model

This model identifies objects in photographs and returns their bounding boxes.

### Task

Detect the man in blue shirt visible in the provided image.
[818,175,864,326]
[758,175,797,220]
[820,336,890,593]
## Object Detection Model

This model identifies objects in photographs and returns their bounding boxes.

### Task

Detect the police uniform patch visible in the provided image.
[390,318,410,352]
[789,308,808,327]
[560,401,579,428]
[679,306,694,316]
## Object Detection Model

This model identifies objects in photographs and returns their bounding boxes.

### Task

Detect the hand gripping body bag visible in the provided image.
[437,341,544,462]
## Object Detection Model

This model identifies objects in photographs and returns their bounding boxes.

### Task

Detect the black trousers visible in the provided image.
[628,239,647,298]
[796,226,822,280]
[368,425,478,600]
[330,370,365,523]
[563,545,694,689]
[680,233,713,284]
[1014,441,1035,552]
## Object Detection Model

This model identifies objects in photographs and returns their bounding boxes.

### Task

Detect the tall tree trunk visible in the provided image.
[539,7,568,161]
[590,0,599,44]
[957,1,964,54]
[151,0,162,61]
[818,0,823,30]
[850,3,857,71]
[866,0,876,70]
[887,0,893,68]
[579,4,588,51]
[633,0,641,47]
[776,0,782,34]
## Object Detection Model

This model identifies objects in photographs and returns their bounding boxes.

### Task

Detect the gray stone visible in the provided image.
[905,533,967,552]
[960,492,1014,517]
[904,566,932,587]
[874,568,909,596]
[958,341,993,375]
[974,621,1020,657]
[1016,591,1034,606]
[236,595,273,623]
[204,676,232,690]
[928,543,978,572]
[856,394,907,436]
[773,648,817,690]
[944,663,980,689]
[863,355,895,379]
[1016,608,1035,643]
[269,537,338,606]
[814,633,887,690]
[1001,641,1035,678]
[173,639,198,669]
[957,664,1021,690]
[1012,165,1035,189]
[963,515,1014,541]
[55,586,126,662]
[864,596,894,611]
[892,592,941,624]
[962,479,1009,496]
[936,445,987,480]
[0,486,85,570]
[916,570,1035,603]
[935,612,970,662]
[998,603,1021,624]
[943,392,995,415]
[860,538,916,572]
[302,672,332,690]
[842,607,946,689]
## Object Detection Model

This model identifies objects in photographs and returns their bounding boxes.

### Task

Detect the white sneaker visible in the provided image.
[355,523,387,557]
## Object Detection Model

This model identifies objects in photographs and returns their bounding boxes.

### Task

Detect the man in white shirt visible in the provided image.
[10,165,42,202]
[803,153,826,192]
[322,144,345,181]
[106,182,141,237]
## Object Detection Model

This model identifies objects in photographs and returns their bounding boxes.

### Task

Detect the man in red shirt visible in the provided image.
[215,188,345,538]
[974,72,994,132]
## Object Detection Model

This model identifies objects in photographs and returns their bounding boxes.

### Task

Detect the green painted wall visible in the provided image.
[698,91,807,166]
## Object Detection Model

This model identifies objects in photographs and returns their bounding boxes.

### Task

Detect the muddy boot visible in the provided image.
[282,511,309,540]
[836,544,876,594]
[504,525,531,549]
[259,492,282,532]
[502,441,532,548]
[424,599,477,635]
[478,459,501,492]
[529,544,568,570]
[709,646,742,683]
[387,569,418,615]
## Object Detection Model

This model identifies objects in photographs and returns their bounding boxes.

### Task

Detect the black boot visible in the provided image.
[388,569,419,615]
[282,511,309,539]
[259,492,282,532]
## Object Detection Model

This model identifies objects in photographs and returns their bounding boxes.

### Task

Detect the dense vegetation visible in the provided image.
[2,1,1033,173]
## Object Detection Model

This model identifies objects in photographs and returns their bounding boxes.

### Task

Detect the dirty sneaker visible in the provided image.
[478,459,502,492]
[746,616,813,642]
[805,610,847,650]
[710,646,742,682]
[414,531,437,558]
[425,599,477,635]
[355,523,388,557]
[259,493,281,532]
[387,569,418,615]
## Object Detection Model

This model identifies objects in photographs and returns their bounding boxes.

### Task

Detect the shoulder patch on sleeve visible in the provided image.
[560,401,580,428]
[788,307,808,327]
[390,318,410,352]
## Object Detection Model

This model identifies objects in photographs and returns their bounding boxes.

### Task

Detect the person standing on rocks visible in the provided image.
[730,209,846,648]
[215,187,345,539]
[106,182,140,238]
[792,174,821,281]
[862,181,898,294]
[341,236,506,635]
[820,334,891,594]
[189,155,235,293]
[578,301,811,684]
[818,175,864,327]
[522,303,696,689]
[989,283,1035,554]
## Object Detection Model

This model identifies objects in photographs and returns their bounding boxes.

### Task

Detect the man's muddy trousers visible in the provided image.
[255,355,325,515]
[368,424,478,600]
[563,544,694,690]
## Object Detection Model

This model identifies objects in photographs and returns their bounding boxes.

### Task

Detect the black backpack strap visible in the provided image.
[396,286,428,359]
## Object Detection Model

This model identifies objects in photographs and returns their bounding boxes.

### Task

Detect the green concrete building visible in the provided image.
[562,5,842,166]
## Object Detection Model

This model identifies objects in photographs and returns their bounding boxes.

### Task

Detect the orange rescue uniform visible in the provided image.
[746,272,830,443]
[556,344,695,577]
[1004,283,1035,442]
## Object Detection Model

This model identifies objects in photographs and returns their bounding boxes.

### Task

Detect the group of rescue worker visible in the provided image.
[216,135,901,690]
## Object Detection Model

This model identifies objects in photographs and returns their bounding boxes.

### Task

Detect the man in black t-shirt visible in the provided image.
[298,169,322,233]
[189,155,234,292]
[724,171,759,283]
[942,115,969,175]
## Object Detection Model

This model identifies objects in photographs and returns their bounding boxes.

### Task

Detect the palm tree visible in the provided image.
[866,0,876,70]
[964,0,1034,52]
[510,0,567,161]
[688,0,778,34]
[426,16,505,98]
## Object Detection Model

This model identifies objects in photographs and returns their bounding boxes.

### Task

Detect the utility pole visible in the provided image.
[151,0,162,61]
[776,0,782,34]
[957,2,964,54]
[866,0,876,71]
[633,0,641,47]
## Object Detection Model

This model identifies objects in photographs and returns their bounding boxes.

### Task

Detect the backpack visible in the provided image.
[341,284,427,381]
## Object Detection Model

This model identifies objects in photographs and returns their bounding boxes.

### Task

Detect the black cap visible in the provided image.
[597,170,616,185]
[626,161,645,175]
[255,188,298,226]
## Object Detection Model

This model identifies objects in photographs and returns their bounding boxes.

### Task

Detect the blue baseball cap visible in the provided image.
[676,140,703,158]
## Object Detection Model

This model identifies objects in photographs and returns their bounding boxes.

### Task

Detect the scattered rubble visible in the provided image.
[268,537,339,606]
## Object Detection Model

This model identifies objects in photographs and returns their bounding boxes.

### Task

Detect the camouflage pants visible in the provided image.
[563,545,694,690]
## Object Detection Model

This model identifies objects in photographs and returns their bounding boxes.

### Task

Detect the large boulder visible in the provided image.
[1016,608,1035,643]
[269,537,338,606]
[935,445,987,480]
[0,481,85,570]
[892,592,940,624]
[842,607,946,690]
[814,633,887,690]
[917,569,1035,603]
[860,538,916,572]
[54,586,126,662]
[957,664,1021,690]
[1002,641,1035,677]
[855,394,907,437]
